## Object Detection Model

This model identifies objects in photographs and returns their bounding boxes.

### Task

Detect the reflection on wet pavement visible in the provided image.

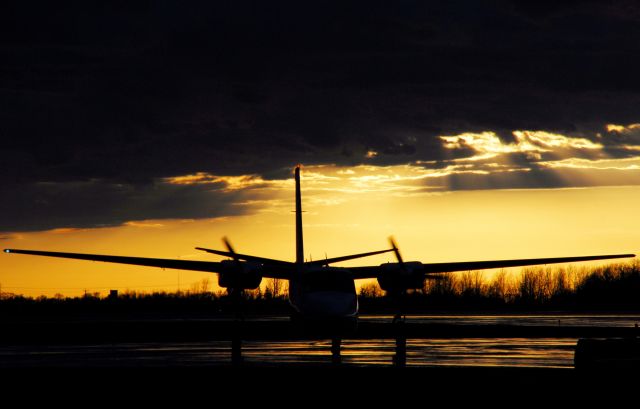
[0,338,577,368]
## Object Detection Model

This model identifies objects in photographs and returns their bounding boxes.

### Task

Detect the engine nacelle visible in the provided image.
[377,261,425,292]
[218,260,263,290]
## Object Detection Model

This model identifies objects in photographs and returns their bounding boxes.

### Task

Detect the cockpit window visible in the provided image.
[302,271,355,293]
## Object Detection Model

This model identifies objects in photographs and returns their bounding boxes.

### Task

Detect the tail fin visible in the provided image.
[295,165,304,264]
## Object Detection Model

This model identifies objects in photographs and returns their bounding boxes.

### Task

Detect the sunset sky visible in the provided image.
[2,1,640,296]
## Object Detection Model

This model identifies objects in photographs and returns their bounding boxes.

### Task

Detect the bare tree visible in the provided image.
[459,271,485,297]
[200,278,210,294]
[359,282,383,298]
[489,269,512,301]
[265,278,286,298]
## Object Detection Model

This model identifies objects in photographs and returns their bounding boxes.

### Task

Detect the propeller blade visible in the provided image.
[222,237,244,275]
[389,236,404,265]
[223,236,237,257]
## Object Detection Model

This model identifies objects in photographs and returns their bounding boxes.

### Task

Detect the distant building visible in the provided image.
[108,290,118,299]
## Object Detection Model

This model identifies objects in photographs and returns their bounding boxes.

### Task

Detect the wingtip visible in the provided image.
[3,249,10,253]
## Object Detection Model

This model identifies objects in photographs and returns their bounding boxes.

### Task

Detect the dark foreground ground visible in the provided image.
[4,364,635,403]
[3,316,639,400]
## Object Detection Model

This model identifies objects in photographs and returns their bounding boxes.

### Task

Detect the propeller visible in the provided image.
[389,236,405,269]
[222,236,245,319]
[222,236,243,295]
[223,236,238,261]
[388,236,408,324]
[388,235,444,280]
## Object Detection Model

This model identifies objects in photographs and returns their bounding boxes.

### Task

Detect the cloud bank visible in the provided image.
[2,1,640,231]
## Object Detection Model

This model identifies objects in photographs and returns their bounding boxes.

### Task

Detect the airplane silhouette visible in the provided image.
[4,165,636,325]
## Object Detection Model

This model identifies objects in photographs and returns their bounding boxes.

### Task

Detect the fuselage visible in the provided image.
[288,266,359,320]
[289,166,359,323]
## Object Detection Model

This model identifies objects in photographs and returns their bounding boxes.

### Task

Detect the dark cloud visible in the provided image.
[0,179,251,232]
[2,0,640,231]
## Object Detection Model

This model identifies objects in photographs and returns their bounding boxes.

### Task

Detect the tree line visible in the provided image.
[1,261,640,314]
[359,260,640,312]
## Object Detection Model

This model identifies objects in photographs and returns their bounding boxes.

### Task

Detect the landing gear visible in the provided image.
[393,320,407,367]
[228,288,245,365]
[390,290,407,367]
[385,237,411,366]
[231,336,243,365]
[391,290,407,324]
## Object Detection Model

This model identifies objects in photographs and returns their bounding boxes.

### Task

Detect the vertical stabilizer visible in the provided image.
[295,165,304,264]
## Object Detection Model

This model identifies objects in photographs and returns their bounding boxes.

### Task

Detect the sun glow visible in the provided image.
[440,130,602,158]
[606,123,640,133]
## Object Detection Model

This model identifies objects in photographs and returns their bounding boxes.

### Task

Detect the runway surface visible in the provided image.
[2,314,639,368]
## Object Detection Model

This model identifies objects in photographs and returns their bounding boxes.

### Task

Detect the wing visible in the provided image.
[348,253,635,279]
[3,248,291,279]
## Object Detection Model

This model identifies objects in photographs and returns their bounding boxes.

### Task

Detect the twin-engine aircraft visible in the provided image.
[4,166,635,323]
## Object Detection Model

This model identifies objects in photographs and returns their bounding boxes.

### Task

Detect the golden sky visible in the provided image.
[3,124,640,297]
[2,166,639,297]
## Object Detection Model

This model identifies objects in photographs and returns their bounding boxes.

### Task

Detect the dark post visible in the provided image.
[230,288,244,365]
[393,320,407,367]
[231,335,243,365]
[331,337,342,365]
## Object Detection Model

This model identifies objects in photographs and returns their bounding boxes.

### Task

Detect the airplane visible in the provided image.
[4,165,636,328]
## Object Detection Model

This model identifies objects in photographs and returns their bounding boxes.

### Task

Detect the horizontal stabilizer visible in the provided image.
[306,248,395,266]
[195,247,293,266]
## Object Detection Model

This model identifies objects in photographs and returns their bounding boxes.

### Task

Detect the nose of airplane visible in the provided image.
[302,292,358,318]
